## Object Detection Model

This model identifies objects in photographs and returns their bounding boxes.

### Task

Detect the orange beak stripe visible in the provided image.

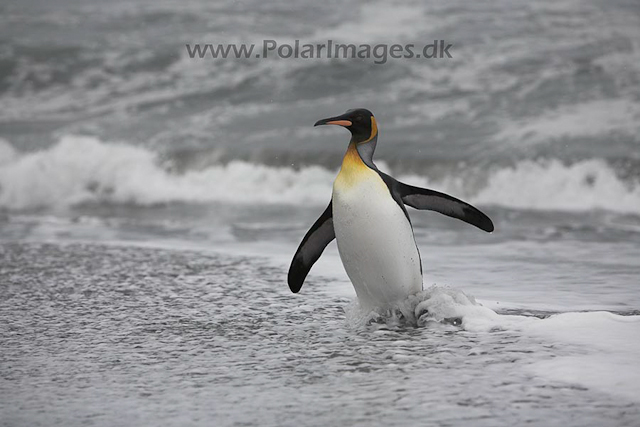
[326,120,352,126]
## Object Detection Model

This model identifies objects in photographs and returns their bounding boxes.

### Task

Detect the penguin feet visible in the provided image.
[365,311,385,326]
[416,310,430,327]
[414,304,463,327]
[415,301,431,326]
[364,308,414,327]
[393,308,406,324]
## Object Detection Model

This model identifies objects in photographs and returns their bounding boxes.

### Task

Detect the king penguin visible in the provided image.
[288,108,493,309]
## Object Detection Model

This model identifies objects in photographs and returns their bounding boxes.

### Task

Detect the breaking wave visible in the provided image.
[0,136,334,209]
[1,135,639,213]
[473,159,640,213]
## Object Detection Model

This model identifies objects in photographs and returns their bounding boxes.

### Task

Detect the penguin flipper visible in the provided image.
[379,172,493,232]
[288,200,335,293]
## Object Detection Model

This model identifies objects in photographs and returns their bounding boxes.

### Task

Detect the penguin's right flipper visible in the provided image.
[288,201,335,293]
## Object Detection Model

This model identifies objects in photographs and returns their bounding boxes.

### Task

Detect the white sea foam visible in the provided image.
[1,135,639,213]
[458,293,640,403]
[471,159,640,213]
[525,311,640,402]
[350,285,640,403]
[0,135,334,209]
[475,308,640,403]
[346,285,500,329]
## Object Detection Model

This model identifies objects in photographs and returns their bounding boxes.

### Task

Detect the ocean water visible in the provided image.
[1,0,640,426]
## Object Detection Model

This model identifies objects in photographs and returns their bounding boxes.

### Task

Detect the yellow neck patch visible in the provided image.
[334,116,379,191]
[334,143,372,189]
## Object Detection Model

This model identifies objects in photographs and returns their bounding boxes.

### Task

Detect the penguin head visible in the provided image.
[314,108,377,143]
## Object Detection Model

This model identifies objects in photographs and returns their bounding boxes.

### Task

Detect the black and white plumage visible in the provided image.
[288,109,493,308]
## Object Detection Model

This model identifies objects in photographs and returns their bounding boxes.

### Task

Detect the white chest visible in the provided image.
[332,168,423,308]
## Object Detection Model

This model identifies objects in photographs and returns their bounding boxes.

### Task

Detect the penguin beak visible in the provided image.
[314,115,352,127]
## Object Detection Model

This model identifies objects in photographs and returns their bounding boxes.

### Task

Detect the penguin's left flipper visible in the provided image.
[288,200,335,293]
[379,172,494,232]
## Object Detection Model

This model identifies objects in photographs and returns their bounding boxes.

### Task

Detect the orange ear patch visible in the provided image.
[357,116,378,144]
[370,116,378,140]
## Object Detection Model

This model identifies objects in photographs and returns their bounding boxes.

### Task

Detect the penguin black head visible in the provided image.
[314,108,377,143]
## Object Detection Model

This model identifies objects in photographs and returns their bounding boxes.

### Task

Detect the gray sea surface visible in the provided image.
[1,0,640,425]
[1,241,639,427]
